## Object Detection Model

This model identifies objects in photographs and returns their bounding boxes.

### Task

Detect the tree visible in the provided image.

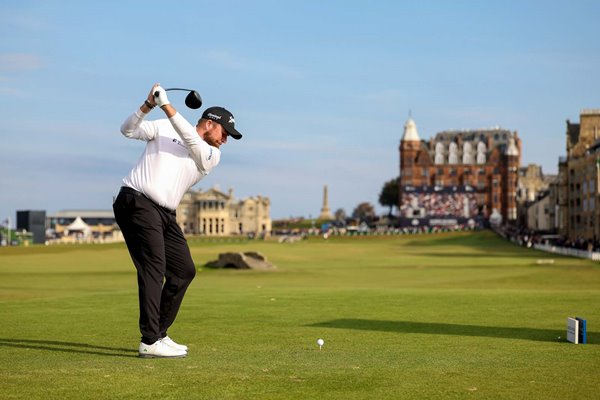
[352,202,376,224]
[379,177,399,217]
[334,208,346,223]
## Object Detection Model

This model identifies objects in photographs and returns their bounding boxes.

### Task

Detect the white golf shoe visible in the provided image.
[161,336,188,352]
[138,340,187,358]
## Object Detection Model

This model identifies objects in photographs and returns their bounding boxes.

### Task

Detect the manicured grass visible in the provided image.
[0,231,599,399]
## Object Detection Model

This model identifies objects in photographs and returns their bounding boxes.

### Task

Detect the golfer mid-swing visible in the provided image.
[113,83,242,358]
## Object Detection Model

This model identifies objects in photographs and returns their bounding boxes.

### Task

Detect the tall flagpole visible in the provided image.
[2,217,10,246]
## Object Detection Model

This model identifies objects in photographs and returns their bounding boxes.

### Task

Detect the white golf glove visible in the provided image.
[153,86,170,107]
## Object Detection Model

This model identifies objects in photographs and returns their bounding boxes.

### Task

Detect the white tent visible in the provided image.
[65,216,91,237]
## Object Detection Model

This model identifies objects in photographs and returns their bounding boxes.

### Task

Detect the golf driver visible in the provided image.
[154,87,203,109]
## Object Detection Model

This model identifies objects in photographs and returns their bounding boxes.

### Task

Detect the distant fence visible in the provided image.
[533,243,600,261]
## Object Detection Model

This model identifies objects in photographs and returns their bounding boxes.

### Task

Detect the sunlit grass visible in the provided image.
[1,231,598,399]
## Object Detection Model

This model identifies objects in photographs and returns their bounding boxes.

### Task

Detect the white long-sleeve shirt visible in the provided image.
[119,109,221,210]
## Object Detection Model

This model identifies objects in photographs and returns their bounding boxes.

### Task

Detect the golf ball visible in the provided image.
[317,339,324,346]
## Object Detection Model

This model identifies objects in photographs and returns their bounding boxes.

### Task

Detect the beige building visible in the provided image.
[516,164,557,228]
[556,157,568,237]
[517,164,556,202]
[47,210,123,244]
[49,210,117,238]
[526,192,553,232]
[564,109,600,241]
[176,187,271,237]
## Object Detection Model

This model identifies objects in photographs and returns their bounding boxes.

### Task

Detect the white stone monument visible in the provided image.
[319,185,334,220]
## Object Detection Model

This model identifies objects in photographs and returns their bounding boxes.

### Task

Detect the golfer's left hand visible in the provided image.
[153,85,170,107]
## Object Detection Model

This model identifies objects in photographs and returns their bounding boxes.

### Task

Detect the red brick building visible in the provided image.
[398,118,520,227]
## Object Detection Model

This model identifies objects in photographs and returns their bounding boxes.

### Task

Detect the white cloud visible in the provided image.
[0,86,27,96]
[0,53,44,72]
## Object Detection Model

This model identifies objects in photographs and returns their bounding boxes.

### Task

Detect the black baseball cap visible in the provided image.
[201,106,242,140]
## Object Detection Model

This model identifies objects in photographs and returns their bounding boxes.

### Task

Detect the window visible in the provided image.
[477,141,486,164]
[477,153,485,164]
[463,154,473,164]
[463,142,473,164]
[435,142,444,165]
[448,142,458,164]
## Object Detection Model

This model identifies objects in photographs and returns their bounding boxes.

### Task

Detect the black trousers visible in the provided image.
[113,187,196,345]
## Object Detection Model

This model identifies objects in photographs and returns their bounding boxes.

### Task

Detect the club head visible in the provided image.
[185,91,202,109]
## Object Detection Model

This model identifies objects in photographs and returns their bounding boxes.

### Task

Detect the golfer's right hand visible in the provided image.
[153,85,170,107]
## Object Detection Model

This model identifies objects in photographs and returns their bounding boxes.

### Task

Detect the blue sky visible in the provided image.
[1,0,599,224]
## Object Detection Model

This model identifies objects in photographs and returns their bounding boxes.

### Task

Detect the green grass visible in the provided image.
[0,230,599,399]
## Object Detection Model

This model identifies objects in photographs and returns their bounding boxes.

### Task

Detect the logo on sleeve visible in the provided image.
[172,138,185,148]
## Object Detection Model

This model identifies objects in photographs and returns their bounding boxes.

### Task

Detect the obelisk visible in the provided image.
[319,185,334,220]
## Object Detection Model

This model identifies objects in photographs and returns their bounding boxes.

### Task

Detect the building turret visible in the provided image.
[506,136,519,156]
[399,117,423,215]
[402,118,420,141]
[400,117,422,170]
[504,134,520,220]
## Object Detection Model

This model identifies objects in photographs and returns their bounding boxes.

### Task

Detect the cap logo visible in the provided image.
[229,116,235,124]
[207,113,222,120]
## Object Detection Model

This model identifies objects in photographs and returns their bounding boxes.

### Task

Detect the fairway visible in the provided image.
[1,231,599,399]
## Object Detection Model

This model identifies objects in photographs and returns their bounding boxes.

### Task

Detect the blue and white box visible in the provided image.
[576,317,587,344]
[567,317,579,344]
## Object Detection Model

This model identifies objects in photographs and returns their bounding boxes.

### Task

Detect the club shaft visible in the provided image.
[165,88,194,92]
